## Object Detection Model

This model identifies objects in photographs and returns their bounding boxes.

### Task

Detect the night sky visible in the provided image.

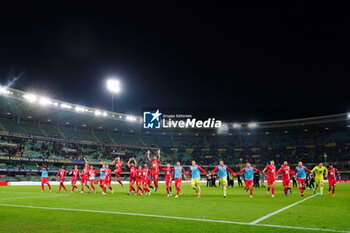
[0,5,349,122]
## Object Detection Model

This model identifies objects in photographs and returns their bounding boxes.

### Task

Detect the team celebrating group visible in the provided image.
[36,149,341,199]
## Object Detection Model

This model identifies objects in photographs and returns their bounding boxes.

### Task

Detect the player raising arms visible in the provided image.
[186,160,208,198]
[160,163,174,197]
[276,161,293,196]
[147,149,161,192]
[88,165,97,193]
[127,157,137,195]
[141,164,153,196]
[293,161,312,197]
[263,160,277,197]
[56,165,67,192]
[173,162,186,198]
[36,163,52,192]
[112,157,124,188]
[327,164,340,196]
[104,165,114,194]
[210,159,234,198]
[81,161,90,193]
[69,165,80,192]
[234,162,264,198]
[135,165,143,196]
[96,164,107,195]
[311,162,328,196]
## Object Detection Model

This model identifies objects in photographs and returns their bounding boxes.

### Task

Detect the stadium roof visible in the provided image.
[0,86,349,134]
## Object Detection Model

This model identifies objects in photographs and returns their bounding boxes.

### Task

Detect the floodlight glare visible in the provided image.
[0,86,10,95]
[94,110,102,116]
[248,122,257,128]
[23,93,37,103]
[60,103,72,109]
[75,106,85,112]
[39,97,52,106]
[348,113,350,118]
[106,79,121,94]
[233,123,241,129]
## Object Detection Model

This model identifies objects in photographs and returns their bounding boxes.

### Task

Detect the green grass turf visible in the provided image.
[0,182,349,233]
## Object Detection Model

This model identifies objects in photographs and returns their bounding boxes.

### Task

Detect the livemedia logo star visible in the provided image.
[143,109,162,129]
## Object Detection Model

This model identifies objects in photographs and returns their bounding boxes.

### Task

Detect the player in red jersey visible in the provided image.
[103,165,114,194]
[69,165,80,192]
[56,165,67,192]
[263,160,276,197]
[147,149,160,192]
[127,158,137,195]
[276,161,293,196]
[135,165,143,196]
[88,165,97,193]
[160,163,174,197]
[81,162,90,193]
[112,157,124,187]
[327,164,340,196]
[141,164,153,195]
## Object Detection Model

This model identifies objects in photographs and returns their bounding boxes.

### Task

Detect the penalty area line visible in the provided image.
[0,203,348,232]
[250,193,319,224]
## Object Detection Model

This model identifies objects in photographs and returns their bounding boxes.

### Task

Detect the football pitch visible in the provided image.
[0,183,349,233]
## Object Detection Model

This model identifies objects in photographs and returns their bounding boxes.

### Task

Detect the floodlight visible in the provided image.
[39,97,52,106]
[247,122,257,128]
[75,106,85,112]
[0,86,10,94]
[106,79,121,94]
[94,110,102,116]
[103,112,108,117]
[348,113,350,118]
[233,123,241,128]
[23,93,37,103]
[61,103,72,109]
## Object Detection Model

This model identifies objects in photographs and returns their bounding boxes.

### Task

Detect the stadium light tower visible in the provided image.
[106,78,121,112]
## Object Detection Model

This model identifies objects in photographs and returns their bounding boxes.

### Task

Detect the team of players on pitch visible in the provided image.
[36,149,341,198]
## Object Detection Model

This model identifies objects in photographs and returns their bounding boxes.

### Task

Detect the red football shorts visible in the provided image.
[267,177,275,186]
[297,178,305,185]
[282,178,291,187]
[81,176,88,184]
[99,179,105,185]
[175,178,182,188]
[136,179,142,186]
[115,172,121,179]
[71,179,77,185]
[129,177,136,183]
[245,180,253,186]
[89,179,94,185]
[152,172,159,180]
[41,177,49,184]
[328,178,337,187]
[165,179,172,187]
[142,179,149,186]
[104,179,111,186]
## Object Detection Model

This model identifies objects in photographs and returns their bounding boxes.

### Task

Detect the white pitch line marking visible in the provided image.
[250,194,319,224]
[0,203,348,232]
[0,195,70,201]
